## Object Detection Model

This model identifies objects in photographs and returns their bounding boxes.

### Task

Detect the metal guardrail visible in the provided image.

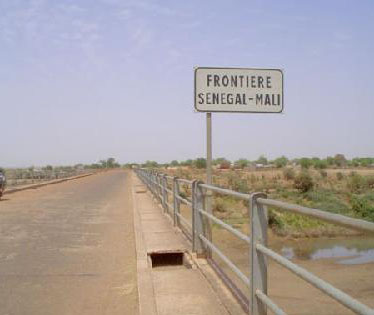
[4,169,92,187]
[135,168,374,315]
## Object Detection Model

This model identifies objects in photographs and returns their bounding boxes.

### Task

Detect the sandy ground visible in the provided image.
[0,170,138,315]
[212,228,374,315]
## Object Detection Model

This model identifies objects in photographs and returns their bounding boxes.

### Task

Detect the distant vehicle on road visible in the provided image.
[0,170,6,199]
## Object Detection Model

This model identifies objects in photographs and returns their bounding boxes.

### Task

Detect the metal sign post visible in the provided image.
[206,112,212,256]
[194,66,284,257]
[206,112,212,188]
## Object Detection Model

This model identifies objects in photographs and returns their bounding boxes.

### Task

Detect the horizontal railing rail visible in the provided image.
[135,168,374,315]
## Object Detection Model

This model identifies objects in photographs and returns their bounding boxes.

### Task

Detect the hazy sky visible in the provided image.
[1,0,373,167]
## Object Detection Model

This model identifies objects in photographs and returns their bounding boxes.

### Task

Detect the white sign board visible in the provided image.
[194,67,283,113]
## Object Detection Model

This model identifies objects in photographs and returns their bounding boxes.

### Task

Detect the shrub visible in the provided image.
[274,156,288,168]
[256,155,268,165]
[232,178,249,193]
[299,158,312,169]
[234,159,249,169]
[366,176,374,189]
[283,168,295,180]
[319,170,327,178]
[293,172,314,192]
[268,210,284,231]
[336,172,344,181]
[213,198,228,213]
[350,195,374,221]
[347,174,366,193]
[314,159,328,169]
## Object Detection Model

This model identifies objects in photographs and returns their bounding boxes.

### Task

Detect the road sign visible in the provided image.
[194,67,283,113]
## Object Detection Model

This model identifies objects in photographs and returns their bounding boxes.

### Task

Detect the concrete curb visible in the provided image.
[131,173,158,315]
[4,173,95,195]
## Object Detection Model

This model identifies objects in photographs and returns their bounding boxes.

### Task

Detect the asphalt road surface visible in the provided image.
[0,170,138,315]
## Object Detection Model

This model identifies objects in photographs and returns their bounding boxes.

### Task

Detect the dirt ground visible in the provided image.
[212,228,374,315]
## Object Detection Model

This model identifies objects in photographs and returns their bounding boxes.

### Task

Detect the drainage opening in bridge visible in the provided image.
[149,251,186,269]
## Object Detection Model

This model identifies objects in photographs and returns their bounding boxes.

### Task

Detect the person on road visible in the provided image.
[0,168,6,198]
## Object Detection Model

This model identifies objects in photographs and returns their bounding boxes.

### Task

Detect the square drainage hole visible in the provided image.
[149,252,185,268]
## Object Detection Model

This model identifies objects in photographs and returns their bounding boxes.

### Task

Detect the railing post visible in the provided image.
[158,174,162,202]
[249,192,268,315]
[162,175,168,213]
[151,172,156,196]
[192,180,205,257]
[172,177,180,227]
[155,173,160,200]
[165,176,169,214]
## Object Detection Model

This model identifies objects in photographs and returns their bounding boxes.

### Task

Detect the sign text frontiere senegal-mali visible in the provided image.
[194,67,283,113]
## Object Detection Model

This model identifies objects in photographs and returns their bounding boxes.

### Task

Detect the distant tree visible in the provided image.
[334,154,347,167]
[219,160,231,169]
[213,157,229,166]
[358,158,373,167]
[194,158,207,169]
[274,156,288,168]
[299,158,312,169]
[107,158,116,168]
[256,155,268,165]
[144,160,158,168]
[180,159,193,166]
[213,157,231,169]
[313,159,327,169]
[123,163,138,169]
[326,156,335,166]
[0,167,4,174]
[87,163,102,169]
[44,165,53,171]
[311,157,320,165]
[170,160,179,166]
[351,158,360,167]
[186,159,193,166]
[234,158,249,169]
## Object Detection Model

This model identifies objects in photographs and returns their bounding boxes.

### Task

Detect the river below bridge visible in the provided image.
[274,236,374,265]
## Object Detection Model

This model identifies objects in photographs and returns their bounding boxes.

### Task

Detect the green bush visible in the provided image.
[350,195,374,221]
[234,159,249,169]
[299,158,312,169]
[274,156,288,168]
[268,210,284,230]
[293,172,314,193]
[314,159,328,169]
[305,190,349,214]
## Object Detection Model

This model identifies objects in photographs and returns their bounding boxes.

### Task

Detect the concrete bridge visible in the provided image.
[0,170,373,315]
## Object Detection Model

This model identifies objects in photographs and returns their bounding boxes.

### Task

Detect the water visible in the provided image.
[277,237,374,265]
